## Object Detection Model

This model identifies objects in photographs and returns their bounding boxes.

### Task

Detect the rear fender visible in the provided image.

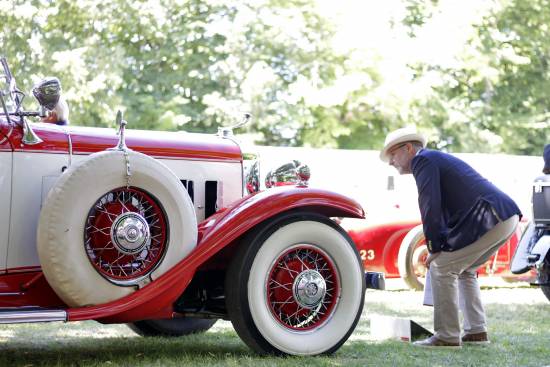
[67,186,364,323]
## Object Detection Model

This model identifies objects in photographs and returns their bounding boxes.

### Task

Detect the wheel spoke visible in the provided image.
[86,225,111,236]
[84,187,167,284]
[279,262,299,277]
[295,254,311,271]
[270,279,292,291]
[267,245,340,331]
[94,207,117,222]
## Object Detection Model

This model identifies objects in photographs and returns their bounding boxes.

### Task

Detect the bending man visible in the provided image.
[380,127,521,348]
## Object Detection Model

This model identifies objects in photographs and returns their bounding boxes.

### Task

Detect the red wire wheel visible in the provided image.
[411,238,428,279]
[84,187,167,285]
[267,245,340,330]
[398,224,430,290]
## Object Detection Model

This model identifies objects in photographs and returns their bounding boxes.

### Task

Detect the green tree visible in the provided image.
[1,0,355,144]
[403,0,550,155]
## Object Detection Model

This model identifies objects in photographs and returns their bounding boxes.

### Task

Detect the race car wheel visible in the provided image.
[226,212,365,356]
[37,150,197,307]
[398,224,428,291]
[127,318,217,337]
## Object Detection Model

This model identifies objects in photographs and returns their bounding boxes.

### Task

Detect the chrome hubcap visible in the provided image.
[110,213,150,255]
[293,270,327,309]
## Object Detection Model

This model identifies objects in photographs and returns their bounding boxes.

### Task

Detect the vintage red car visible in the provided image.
[0,58,372,356]
[346,218,529,290]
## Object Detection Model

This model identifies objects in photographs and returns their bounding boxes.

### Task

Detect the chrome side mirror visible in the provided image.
[32,77,61,111]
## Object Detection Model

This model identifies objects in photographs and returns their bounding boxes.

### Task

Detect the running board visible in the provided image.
[0,307,67,324]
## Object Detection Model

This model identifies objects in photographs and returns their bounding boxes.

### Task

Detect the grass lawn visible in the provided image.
[1,283,548,367]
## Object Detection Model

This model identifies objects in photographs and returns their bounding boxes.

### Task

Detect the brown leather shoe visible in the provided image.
[413,336,461,349]
[462,332,490,345]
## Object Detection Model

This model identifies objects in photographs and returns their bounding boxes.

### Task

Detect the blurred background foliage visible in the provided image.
[0,0,548,154]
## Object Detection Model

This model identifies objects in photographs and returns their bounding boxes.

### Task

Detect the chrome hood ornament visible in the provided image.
[112,110,128,151]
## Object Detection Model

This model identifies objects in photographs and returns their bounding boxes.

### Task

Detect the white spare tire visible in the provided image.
[37,150,197,307]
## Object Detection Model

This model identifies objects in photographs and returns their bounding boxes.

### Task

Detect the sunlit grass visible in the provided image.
[0,285,548,367]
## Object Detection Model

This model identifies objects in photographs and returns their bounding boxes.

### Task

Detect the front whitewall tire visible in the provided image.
[226,213,365,356]
[248,221,364,355]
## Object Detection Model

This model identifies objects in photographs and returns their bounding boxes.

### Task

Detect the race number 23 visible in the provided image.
[359,249,375,261]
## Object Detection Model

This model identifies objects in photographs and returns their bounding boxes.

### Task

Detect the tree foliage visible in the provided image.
[1,0,547,154]
[1,0,351,140]
[403,0,550,155]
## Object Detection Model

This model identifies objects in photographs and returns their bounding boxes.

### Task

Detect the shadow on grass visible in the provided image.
[0,289,548,366]
[0,331,252,366]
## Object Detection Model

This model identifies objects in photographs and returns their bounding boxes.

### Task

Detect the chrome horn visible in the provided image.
[21,118,43,145]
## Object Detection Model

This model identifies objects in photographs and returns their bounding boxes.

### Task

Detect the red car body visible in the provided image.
[0,58,368,356]
[346,219,530,289]
[0,121,364,316]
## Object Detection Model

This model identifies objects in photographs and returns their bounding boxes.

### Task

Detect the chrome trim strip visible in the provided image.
[0,309,67,324]
[13,149,242,163]
[66,128,72,167]
[1,266,42,273]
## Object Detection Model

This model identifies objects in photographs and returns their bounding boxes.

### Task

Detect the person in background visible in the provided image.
[40,95,69,126]
[380,127,522,348]
[33,77,69,126]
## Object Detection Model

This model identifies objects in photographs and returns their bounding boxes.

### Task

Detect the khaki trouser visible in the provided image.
[430,215,519,343]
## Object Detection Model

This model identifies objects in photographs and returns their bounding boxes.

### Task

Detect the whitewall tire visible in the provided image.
[397,224,428,291]
[37,150,197,307]
[226,212,365,356]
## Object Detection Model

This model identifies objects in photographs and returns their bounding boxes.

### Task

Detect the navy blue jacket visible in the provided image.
[411,149,522,253]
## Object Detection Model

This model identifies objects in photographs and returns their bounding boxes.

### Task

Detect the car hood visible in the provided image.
[13,122,242,162]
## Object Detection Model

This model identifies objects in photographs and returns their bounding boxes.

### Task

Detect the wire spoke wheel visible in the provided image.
[226,213,365,356]
[411,242,428,279]
[398,224,428,290]
[84,187,167,285]
[37,150,197,307]
[267,245,339,330]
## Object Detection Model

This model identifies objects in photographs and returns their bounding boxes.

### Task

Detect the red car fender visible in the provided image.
[67,186,364,323]
[347,221,418,277]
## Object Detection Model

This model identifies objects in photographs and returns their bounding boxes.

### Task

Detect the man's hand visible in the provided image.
[425,252,440,268]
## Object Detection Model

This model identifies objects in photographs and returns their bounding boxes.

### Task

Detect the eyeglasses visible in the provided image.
[389,143,408,155]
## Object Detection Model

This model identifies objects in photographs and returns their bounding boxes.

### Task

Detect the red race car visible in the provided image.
[345,218,530,290]
[0,58,371,356]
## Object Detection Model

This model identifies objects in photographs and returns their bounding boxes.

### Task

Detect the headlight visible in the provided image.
[265,160,310,188]
[243,152,260,194]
